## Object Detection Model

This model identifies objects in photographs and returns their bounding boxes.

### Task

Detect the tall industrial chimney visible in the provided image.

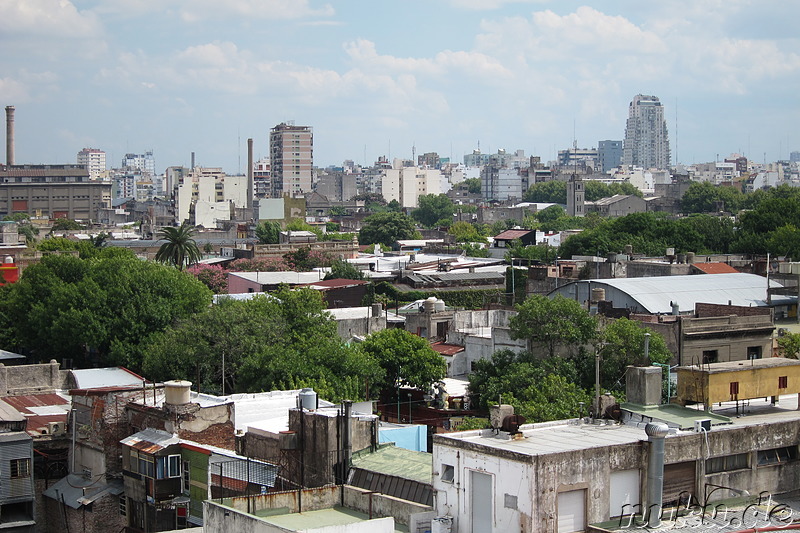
[247,138,254,215]
[5,106,15,166]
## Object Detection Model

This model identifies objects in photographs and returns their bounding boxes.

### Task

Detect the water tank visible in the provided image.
[371,303,382,317]
[3,256,13,264]
[298,388,317,410]
[434,298,446,312]
[623,244,633,255]
[686,252,695,264]
[164,380,192,406]
[676,253,686,264]
[591,288,606,303]
[666,247,675,257]
[423,297,436,313]
[607,253,618,263]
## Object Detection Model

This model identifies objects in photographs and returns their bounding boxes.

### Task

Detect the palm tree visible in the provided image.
[155,224,202,270]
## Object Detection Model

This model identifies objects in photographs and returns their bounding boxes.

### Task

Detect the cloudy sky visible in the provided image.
[1,0,798,174]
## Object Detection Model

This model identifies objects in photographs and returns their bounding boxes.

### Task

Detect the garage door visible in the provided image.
[610,469,640,518]
[558,489,586,533]
[663,461,696,506]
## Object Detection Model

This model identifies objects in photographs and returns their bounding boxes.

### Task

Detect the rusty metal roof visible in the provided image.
[1,393,70,436]
[692,262,739,274]
[121,428,180,453]
[430,342,465,356]
[494,229,533,241]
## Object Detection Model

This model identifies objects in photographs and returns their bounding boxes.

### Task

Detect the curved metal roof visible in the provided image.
[552,273,786,314]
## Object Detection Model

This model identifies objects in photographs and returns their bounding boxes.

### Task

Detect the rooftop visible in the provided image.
[351,445,433,485]
[254,506,405,532]
[678,357,800,374]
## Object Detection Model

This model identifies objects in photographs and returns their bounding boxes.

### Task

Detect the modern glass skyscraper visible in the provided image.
[623,95,670,170]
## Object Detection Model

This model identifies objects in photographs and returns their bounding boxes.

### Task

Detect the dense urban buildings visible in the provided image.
[269,123,313,198]
[622,94,671,170]
[598,140,623,173]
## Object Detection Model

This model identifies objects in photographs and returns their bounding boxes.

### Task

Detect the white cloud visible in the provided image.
[89,0,334,21]
[447,0,547,10]
[0,0,102,38]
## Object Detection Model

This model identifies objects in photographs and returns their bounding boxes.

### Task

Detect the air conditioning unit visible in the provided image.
[694,419,711,433]
[47,421,66,436]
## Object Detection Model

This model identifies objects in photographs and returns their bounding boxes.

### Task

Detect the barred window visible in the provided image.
[10,458,31,479]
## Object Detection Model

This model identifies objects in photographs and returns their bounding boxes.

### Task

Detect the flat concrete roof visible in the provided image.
[677,357,800,374]
[256,506,408,532]
[621,402,731,430]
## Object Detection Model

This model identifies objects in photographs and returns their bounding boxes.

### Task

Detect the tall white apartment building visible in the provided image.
[623,94,670,170]
[77,148,106,180]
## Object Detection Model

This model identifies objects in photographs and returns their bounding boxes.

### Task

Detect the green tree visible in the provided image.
[155,224,202,270]
[510,295,597,357]
[681,182,745,214]
[523,181,567,204]
[50,218,83,231]
[0,250,212,368]
[286,217,323,240]
[448,221,487,243]
[468,350,591,422]
[536,205,565,224]
[3,213,30,222]
[463,177,481,194]
[359,329,446,394]
[359,212,419,247]
[324,259,365,280]
[594,318,672,391]
[777,333,800,359]
[255,221,281,244]
[411,194,455,228]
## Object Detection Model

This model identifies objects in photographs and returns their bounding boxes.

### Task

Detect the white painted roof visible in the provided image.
[228,271,324,285]
[71,367,144,389]
[566,273,786,314]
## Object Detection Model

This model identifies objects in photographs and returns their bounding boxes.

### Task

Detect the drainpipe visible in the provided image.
[645,422,670,527]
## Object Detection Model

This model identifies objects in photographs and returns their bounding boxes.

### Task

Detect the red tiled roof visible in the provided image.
[494,229,533,241]
[431,341,465,356]
[693,262,739,274]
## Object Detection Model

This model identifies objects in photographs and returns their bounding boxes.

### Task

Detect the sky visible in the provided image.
[1,0,799,174]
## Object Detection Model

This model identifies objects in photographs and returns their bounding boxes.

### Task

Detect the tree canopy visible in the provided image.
[358,328,447,393]
[509,295,597,357]
[255,220,281,244]
[411,194,455,228]
[358,212,419,247]
[523,180,567,204]
[143,288,381,401]
[0,250,212,369]
[597,318,671,390]
[155,224,202,270]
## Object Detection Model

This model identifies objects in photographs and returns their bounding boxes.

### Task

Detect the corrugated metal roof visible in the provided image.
[571,273,781,314]
[302,278,369,290]
[42,474,123,509]
[431,342,465,356]
[350,444,432,485]
[494,229,533,241]
[1,393,71,436]
[71,367,145,389]
[121,428,180,452]
[0,349,25,361]
[0,399,25,423]
[692,262,739,274]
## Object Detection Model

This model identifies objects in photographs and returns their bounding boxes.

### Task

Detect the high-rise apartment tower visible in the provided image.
[622,95,670,170]
[269,123,313,198]
[77,148,106,180]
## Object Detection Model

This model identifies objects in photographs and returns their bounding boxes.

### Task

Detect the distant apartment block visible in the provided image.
[481,166,522,202]
[381,165,441,208]
[0,164,111,221]
[77,148,106,180]
[270,123,313,198]
[173,167,247,226]
[557,147,598,169]
[598,140,622,173]
[253,157,271,198]
[623,94,671,170]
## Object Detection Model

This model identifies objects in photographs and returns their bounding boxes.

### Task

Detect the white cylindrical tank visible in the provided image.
[434,299,445,312]
[591,288,606,303]
[423,297,436,313]
[298,388,317,410]
[164,380,192,406]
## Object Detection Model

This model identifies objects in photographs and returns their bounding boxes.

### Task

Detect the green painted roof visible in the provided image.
[351,445,432,485]
[621,402,730,429]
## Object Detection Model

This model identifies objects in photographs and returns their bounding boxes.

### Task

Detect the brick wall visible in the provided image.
[695,302,772,318]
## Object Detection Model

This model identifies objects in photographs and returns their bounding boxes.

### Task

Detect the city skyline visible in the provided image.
[1,1,798,173]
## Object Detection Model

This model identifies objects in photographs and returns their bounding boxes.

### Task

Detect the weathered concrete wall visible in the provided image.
[205,500,292,533]
[343,485,431,526]
[126,401,236,450]
[626,261,692,278]
[335,315,386,340]
[0,360,68,396]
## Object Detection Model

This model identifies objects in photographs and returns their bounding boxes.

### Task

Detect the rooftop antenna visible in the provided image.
[412,141,416,165]
[674,98,678,166]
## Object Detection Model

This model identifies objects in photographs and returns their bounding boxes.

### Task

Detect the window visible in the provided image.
[155,454,181,479]
[129,450,138,473]
[119,495,127,517]
[183,460,190,493]
[730,382,739,396]
[10,458,31,479]
[702,350,718,364]
[139,454,155,478]
[747,346,762,360]
[706,453,749,474]
[779,376,788,389]
[441,464,454,483]
[758,446,798,466]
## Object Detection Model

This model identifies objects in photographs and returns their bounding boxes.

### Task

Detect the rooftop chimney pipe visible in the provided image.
[645,422,669,527]
[5,106,15,166]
